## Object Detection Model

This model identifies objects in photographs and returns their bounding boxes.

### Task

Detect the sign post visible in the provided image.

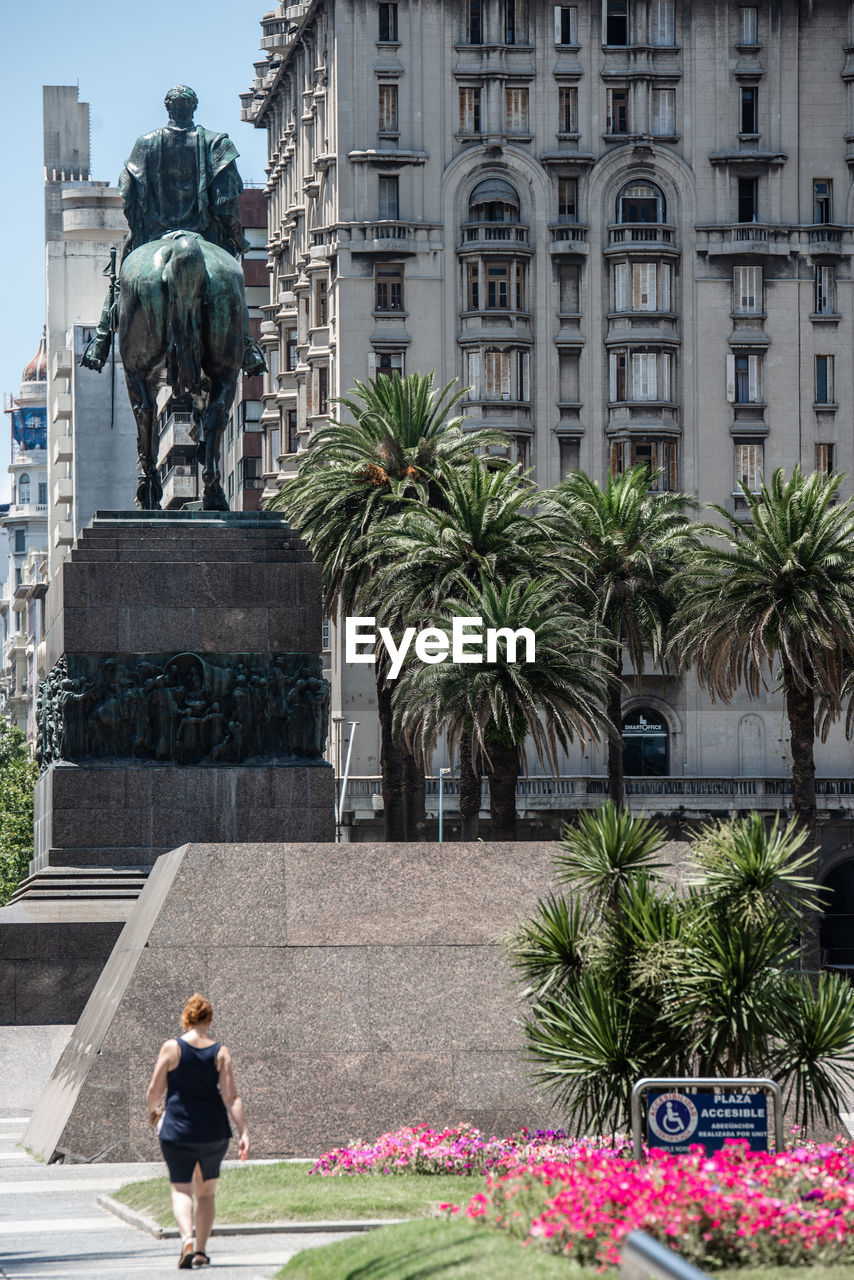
[631,1077,783,1160]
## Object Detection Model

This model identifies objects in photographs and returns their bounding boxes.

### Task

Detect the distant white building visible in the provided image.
[0,334,49,737]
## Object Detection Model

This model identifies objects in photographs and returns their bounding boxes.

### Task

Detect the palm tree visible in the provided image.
[367,461,563,838]
[393,576,608,840]
[267,371,502,840]
[671,466,854,857]
[545,466,698,807]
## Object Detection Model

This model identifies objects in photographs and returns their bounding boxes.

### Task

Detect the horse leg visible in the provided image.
[200,376,237,511]
[123,370,162,510]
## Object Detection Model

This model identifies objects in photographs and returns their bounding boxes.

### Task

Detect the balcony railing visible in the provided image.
[339,775,854,813]
[460,221,530,246]
[608,222,676,247]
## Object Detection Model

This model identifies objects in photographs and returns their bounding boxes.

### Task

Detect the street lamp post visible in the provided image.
[438,767,451,843]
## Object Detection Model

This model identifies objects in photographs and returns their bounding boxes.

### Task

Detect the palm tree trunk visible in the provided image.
[783,657,820,972]
[486,742,519,841]
[402,748,426,841]
[607,651,625,808]
[459,725,481,840]
[376,670,406,841]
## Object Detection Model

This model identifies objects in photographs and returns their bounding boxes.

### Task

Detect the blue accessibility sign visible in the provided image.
[647,1090,769,1154]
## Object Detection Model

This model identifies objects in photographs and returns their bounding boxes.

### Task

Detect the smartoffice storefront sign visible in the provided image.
[631,1077,783,1159]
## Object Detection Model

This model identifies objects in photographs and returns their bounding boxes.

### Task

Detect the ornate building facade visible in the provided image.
[242,0,854,847]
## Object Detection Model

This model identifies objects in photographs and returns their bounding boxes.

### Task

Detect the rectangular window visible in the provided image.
[815,265,835,315]
[733,265,762,314]
[467,0,482,43]
[728,352,763,403]
[610,350,627,401]
[614,262,670,312]
[268,426,279,472]
[631,351,657,400]
[286,409,298,453]
[515,261,526,310]
[606,0,629,44]
[738,177,757,222]
[558,349,580,401]
[559,86,578,133]
[315,278,328,327]
[735,441,763,492]
[518,349,530,401]
[483,350,513,400]
[651,88,675,136]
[554,5,578,44]
[815,355,834,404]
[466,350,481,399]
[286,327,298,370]
[378,83,398,132]
[740,86,757,134]
[814,179,832,225]
[739,6,758,43]
[816,443,835,474]
[559,262,580,312]
[505,87,529,132]
[239,455,261,490]
[375,350,404,377]
[558,177,578,221]
[648,0,675,45]
[459,87,482,133]
[322,616,330,649]
[14,530,25,553]
[378,2,398,41]
[378,175,399,220]
[608,88,629,134]
[318,366,329,415]
[559,437,580,478]
[505,0,524,44]
[615,440,677,491]
[375,262,404,311]
[486,260,510,309]
[466,261,480,309]
[38,482,47,505]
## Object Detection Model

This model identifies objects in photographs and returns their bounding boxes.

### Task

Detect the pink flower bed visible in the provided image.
[309,1123,627,1177]
[465,1139,854,1270]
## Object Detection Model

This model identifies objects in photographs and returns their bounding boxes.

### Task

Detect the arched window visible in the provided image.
[617,181,666,224]
[469,177,521,223]
[622,707,669,775]
[18,473,30,505]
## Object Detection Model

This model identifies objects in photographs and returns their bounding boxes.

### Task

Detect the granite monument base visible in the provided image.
[24,841,562,1162]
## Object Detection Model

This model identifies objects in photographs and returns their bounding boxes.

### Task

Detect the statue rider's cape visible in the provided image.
[118,125,247,257]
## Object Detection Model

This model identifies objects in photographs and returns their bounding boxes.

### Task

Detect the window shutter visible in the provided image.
[467,351,480,399]
[501,351,512,399]
[660,263,671,311]
[648,353,657,400]
[609,354,618,402]
[610,441,621,476]
[726,353,736,402]
[614,261,628,311]
[748,355,761,402]
[554,5,563,41]
[520,350,531,401]
[659,352,669,401]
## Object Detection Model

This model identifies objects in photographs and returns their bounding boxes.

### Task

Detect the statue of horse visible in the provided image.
[118,230,245,511]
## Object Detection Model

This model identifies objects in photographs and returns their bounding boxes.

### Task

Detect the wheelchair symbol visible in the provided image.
[649,1093,699,1143]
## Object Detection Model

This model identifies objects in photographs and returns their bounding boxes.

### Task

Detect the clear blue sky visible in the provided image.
[0,1,270,500]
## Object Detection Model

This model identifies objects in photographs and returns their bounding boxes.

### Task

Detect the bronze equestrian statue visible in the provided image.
[82,85,266,511]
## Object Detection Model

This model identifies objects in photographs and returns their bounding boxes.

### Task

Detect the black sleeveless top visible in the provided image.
[159,1038,232,1144]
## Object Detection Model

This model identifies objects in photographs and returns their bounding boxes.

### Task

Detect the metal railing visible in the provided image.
[621,1232,711,1280]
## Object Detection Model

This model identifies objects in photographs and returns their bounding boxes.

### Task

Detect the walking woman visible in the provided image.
[146,993,250,1268]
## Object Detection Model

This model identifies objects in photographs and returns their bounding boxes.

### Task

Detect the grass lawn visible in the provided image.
[111,1163,485,1225]
[274,1221,854,1280]
[275,1219,595,1279]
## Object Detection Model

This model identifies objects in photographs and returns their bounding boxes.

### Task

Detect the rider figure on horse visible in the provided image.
[81,85,265,379]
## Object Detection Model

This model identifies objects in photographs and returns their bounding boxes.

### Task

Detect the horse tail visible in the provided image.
[162,234,205,394]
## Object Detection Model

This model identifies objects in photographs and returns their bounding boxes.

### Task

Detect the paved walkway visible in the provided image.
[0,1027,358,1279]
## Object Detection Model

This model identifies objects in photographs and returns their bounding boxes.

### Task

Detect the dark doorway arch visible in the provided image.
[622,707,669,776]
[820,858,854,969]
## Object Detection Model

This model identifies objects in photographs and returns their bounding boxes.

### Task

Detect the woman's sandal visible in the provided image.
[178,1237,196,1269]
[192,1252,211,1267]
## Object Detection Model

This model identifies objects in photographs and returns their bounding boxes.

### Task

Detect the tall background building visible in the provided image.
[242,0,854,844]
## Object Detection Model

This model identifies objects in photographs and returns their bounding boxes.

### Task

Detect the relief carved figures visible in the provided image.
[36,652,329,770]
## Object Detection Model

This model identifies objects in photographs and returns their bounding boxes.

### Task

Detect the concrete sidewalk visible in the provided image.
[0,1026,359,1279]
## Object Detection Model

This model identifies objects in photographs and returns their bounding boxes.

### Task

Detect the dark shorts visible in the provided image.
[159,1137,230,1184]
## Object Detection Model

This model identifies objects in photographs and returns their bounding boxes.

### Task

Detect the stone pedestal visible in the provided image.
[1,511,333,1024]
[24,841,563,1162]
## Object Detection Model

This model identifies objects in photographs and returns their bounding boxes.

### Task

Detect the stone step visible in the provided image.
[8,866,148,906]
